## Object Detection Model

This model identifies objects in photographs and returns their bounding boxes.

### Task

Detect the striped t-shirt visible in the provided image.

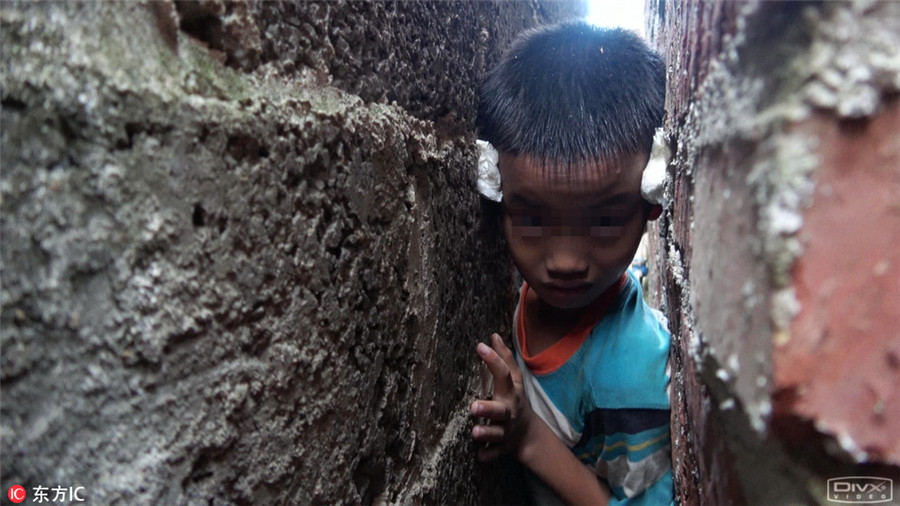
[513,270,674,505]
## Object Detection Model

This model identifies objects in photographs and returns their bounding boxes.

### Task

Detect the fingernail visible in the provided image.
[473,426,482,437]
[477,342,490,355]
[472,403,482,416]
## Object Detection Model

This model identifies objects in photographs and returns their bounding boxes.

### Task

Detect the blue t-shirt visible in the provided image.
[513,270,674,505]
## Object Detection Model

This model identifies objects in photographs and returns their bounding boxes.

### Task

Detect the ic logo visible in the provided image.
[7,485,26,504]
[828,477,893,504]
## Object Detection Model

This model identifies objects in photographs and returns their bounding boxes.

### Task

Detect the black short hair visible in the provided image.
[476,22,665,166]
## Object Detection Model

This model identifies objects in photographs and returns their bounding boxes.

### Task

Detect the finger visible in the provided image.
[471,424,505,443]
[477,342,515,394]
[471,400,511,423]
[491,333,522,382]
[477,445,504,462]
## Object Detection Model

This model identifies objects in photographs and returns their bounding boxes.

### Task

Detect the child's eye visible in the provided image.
[515,215,544,237]
[588,216,625,237]
[591,216,613,227]
[518,215,543,227]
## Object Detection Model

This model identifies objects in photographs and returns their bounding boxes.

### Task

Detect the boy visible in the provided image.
[470,22,673,505]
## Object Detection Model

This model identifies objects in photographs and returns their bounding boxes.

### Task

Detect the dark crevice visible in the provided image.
[175,2,225,51]
[192,202,206,227]
[1,96,27,111]
[226,133,261,162]
[217,215,228,234]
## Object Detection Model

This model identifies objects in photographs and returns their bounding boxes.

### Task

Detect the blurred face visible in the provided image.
[500,152,656,310]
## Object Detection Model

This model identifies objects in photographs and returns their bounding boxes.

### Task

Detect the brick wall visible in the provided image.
[647,1,900,503]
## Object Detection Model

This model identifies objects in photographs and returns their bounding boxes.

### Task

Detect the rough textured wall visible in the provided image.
[647,1,900,504]
[0,1,582,503]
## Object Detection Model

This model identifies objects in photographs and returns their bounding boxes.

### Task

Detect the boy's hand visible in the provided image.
[471,334,613,504]
[470,333,536,462]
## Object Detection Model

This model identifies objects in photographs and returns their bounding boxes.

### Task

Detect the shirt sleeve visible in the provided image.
[577,407,673,502]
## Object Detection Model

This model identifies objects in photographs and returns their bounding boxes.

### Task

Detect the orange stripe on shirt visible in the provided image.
[517,274,627,376]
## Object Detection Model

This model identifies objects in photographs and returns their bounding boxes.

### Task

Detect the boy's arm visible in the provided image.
[516,414,613,505]
[471,334,611,506]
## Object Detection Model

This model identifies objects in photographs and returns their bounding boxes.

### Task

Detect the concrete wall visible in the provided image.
[647,1,900,503]
[0,1,582,503]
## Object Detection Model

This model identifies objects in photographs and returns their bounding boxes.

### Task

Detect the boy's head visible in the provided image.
[476,22,666,310]
[477,21,665,167]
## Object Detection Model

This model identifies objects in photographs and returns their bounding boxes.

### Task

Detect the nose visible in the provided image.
[545,236,589,280]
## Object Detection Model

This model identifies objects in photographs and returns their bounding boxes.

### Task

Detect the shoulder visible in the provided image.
[583,272,671,410]
[603,271,670,356]
[614,272,670,342]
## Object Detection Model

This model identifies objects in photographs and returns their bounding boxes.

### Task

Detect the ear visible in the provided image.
[648,204,663,221]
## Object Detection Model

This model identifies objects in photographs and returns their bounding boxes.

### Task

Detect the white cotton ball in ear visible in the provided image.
[476,140,503,202]
[641,129,670,206]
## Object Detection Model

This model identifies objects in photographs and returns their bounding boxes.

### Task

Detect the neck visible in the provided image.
[530,291,588,324]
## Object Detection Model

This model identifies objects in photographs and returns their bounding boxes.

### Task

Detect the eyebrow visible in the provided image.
[587,192,636,208]
[504,193,543,208]
[505,191,638,210]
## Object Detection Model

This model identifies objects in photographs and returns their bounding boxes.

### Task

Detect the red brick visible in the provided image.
[774,102,900,464]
